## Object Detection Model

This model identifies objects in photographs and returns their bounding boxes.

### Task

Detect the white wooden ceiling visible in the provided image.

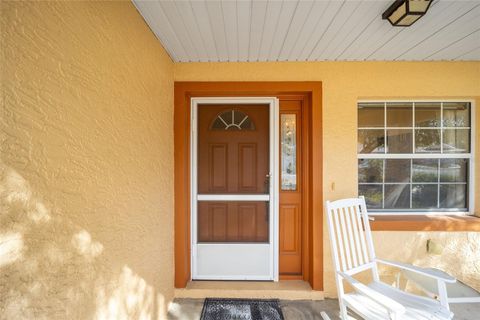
[133,0,480,62]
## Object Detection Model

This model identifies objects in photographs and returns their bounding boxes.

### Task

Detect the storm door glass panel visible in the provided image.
[197,104,270,244]
[198,201,269,242]
[281,114,297,190]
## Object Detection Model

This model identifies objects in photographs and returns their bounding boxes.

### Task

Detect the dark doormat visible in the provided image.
[200,298,284,320]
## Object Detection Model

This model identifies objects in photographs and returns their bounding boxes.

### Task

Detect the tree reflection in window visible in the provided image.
[210,110,255,131]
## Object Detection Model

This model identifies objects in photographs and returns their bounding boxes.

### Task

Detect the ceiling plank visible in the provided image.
[329,1,384,60]
[237,0,252,61]
[427,29,480,60]
[221,0,239,62]
[455,45,480,60]
[249,0,269,61]
[158,1,199,62]
[278,0,315,61]
[190,0,219,62]
[287,0,330,61]
[269,0,299,61]
[205,0,229,61]
[258,0,283,61]
[299,0,345,61]
[172,1,210,62]
[312,1,365,60]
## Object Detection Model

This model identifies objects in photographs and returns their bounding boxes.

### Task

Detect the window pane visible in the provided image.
[440,185,467,209]
[387,102,412,127]
[358,129,385,153]
[443,129,470,153]
[412,184,438,209]
[387,129,413,153]
[415,129,440,153]
[281,114,297,190]
[358,159,383,183]
[384,184,410,209]
[359,184,382,209]
[358,103,384,127]
[443,102,470,127]
[440,159,468,182]
[415,103,441,127]
[385,159,410,183]
[412,159,438,182]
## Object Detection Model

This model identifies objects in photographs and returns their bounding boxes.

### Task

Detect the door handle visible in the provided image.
[264,173,271,193]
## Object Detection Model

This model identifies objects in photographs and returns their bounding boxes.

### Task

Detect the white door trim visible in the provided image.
[190,97,280,281]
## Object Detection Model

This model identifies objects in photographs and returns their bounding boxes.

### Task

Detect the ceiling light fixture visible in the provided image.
[382,0,433,26]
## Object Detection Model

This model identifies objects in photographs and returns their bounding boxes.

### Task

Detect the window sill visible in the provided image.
[369,214,480,231]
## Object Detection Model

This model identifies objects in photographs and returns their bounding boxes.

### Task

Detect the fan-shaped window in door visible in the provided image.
[211,110,255,131]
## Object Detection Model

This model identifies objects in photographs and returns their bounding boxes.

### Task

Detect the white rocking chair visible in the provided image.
[326,196,455,320]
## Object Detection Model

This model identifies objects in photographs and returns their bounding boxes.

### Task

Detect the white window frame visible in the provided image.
[357,99,475,216]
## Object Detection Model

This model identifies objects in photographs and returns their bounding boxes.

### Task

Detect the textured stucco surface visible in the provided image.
[174,61,480,297]
[1,1,174,319]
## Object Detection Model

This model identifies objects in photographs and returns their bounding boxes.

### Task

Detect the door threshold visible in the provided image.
[174,280,324,300]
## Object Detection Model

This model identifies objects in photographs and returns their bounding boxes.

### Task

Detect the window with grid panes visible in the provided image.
[357,101,472,213]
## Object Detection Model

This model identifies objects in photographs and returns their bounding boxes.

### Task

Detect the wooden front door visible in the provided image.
[197,105,270,242]
[192,99,278,280]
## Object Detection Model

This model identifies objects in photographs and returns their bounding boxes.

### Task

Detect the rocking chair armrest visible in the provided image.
[338,271,406,316]
[376,259,456,283]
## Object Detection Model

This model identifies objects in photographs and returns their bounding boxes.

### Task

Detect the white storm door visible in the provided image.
[191,97,279,281]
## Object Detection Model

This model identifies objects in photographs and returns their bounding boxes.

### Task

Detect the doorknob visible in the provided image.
[264,173,271,193]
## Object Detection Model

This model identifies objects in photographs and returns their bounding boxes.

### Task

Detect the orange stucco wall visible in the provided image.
[1,1,174,318]
[174,61,480,296]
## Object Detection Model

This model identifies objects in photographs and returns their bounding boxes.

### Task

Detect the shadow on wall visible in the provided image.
[373,231,480,292]
[0,162,166,319]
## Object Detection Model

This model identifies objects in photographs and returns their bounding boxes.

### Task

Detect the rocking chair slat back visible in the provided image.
[326,196,377,274]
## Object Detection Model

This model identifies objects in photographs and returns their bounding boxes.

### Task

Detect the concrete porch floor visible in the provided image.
[167,298,480,320]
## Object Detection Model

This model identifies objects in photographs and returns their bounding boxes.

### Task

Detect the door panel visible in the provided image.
[209,144,228,191]
[279,100,303,276]
[197,201,268,242]
[280,205,299,252]
[238,143,258,191]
